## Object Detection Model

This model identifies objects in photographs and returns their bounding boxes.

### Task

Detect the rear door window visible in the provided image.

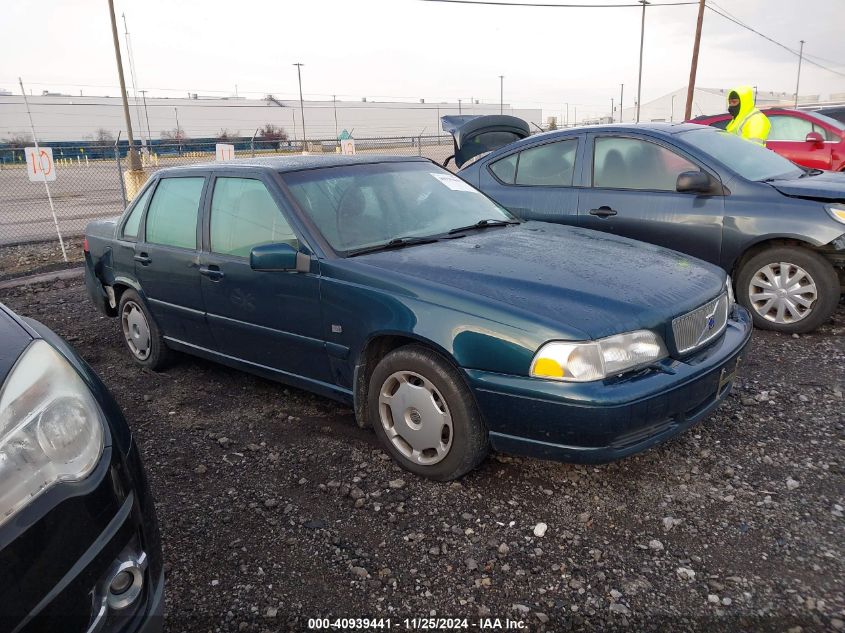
[489,154,518,184]
[592,137,697,191]
[144,177,205,249]
[210,177,298,257]
[121,183,154,240]
[514,139,578,186]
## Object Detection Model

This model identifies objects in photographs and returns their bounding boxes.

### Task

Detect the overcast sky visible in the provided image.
[2,0,844,120]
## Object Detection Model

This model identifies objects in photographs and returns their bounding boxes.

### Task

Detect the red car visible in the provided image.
[691,108,845,172]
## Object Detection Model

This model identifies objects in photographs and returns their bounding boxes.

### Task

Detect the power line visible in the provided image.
[705,3,845,79]
[419,0,696,6]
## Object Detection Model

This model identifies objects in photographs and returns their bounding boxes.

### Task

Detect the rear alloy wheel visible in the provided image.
[737,247,840,333]
[118,289,173,370]
[368,345,488,480]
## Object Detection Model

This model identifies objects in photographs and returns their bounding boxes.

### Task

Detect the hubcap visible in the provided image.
[748,262,817,324]
[378,370,453,466]
[121,301,152,360]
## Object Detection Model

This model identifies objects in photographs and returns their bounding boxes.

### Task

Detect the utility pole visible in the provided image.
[574,106,577,126]
[794,40,805,107]
[458,98,462,114]
[499,75,504,114]
[174,107,182,155]
[636,0,649,123]
[139,89,152,145]
[121,12,145,148]
[619,84,624,123]
[684,0,705,121]
[611,97,614,123]
[108,0,140,171]
[565,103,569,127]
[293,63,306,147]
[671,94,676,122]
[333,94,339,140]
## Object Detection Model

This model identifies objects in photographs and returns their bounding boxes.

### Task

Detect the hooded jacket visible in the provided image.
[725,86,771,146]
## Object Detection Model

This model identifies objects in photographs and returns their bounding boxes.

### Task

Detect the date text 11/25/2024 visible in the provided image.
[307,617,528,630]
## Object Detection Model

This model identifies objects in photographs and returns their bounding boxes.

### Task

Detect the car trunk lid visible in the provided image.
[441,115,530,168]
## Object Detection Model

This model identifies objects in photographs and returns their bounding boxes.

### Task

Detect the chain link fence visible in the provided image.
[0,135,455,246]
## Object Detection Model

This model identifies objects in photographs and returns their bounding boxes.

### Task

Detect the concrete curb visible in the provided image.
[0,267,83,291]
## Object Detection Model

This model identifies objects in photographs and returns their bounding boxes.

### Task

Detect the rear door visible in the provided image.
[477,135,583,224]
[576,133,724,264]
[135,174,214,348]
[766,113,833,169]
[199,173,331,383]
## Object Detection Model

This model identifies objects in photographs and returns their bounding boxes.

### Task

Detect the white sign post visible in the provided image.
[215,143,235,161]
[19,77,66,261]
[340,139,356,155]
[25,147,56,182]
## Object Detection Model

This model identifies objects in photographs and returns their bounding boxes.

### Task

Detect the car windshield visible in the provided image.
[282,161,515,255]
[680,128,803,181]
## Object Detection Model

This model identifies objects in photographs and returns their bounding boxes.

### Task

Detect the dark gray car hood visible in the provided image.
[767,171,845,201]
[357,222,726,339]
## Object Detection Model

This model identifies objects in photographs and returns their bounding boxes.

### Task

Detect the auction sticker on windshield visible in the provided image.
[431,172,476,192]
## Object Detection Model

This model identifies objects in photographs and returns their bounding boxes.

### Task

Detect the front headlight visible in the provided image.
[0,340,104,526]
[826,203,845,225]
[530,330,669,382]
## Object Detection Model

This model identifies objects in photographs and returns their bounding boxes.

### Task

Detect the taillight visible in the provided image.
[83,238,89,253]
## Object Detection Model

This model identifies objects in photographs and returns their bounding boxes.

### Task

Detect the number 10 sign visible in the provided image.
[25,147,56,182]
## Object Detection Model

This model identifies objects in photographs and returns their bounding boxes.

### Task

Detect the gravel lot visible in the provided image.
[1,278,842,632]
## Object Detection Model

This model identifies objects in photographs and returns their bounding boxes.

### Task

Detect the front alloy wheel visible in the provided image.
[737,246,840,334]
[378,370,453,466]
[747,262,817,325]
[368,344,489,480]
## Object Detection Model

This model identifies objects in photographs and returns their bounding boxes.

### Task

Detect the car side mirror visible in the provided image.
[676,170,711,194]
[250,242,310,273]
[805,131,824,146]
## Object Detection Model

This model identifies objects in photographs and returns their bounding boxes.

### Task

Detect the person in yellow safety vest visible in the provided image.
[725,86,771,146]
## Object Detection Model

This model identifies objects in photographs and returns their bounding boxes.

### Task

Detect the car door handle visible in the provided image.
[199,266,224,281]
[133,253,151,265]
[589,206,618,218]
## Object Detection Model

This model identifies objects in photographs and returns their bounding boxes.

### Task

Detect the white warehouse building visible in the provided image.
[0,93,542,143]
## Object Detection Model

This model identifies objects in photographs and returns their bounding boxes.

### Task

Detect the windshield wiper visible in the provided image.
[346,236,441,257]
[448,219,520,235]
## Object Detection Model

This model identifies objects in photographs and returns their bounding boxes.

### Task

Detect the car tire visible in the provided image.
[367,344,489,481]
[736,246,839,333]
[118,289,173,370]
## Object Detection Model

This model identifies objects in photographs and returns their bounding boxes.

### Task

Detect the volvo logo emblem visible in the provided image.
[696,304,720,344]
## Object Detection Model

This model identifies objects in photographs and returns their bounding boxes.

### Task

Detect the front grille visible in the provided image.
[672,293,729,354]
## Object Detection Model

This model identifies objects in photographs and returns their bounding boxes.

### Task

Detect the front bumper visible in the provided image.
[466,305,753,464]
[0,438,163,633]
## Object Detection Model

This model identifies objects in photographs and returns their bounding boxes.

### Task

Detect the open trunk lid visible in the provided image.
[441,115,530,168]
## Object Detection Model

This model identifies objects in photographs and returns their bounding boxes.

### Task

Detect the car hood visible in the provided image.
[355,222,725,340]
[767,171,845,201]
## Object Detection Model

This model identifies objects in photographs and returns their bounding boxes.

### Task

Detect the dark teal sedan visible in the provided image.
[84,155,751,480]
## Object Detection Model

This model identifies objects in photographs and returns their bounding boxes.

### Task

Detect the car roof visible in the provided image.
[154,154,431,175]
[502,122,708,145]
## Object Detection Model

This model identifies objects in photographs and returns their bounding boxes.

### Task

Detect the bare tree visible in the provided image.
[94,128,116,147]
[217,128,241,141]
[161,128,188,141]
[3,132,32,148]
[258,123,288,142]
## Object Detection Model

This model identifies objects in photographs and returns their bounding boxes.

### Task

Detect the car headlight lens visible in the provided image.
[530,330,668,382]
[826,203,845,225]
[0,340,104,526]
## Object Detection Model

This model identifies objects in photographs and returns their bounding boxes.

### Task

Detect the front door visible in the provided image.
[766,114,833,170]
[576,134,724,265]
[135,175,214,348]
[199,174,331,384]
